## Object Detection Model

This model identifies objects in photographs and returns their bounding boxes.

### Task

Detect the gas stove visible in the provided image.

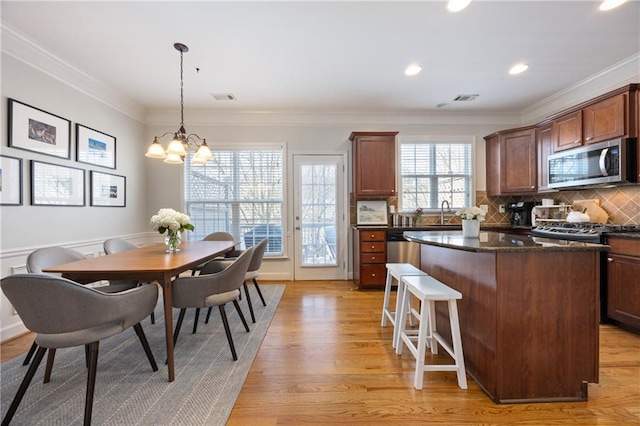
[531,222,640,243]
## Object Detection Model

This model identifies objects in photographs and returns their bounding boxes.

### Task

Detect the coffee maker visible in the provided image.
[508,201,535,227]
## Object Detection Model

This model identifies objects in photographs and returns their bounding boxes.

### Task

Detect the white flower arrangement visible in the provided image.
[150,208,195,234]
[455,206,486,222]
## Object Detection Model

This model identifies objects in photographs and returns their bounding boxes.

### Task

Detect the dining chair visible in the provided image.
[22,246,142,368]
[199,238,269,324]
[0,274,158,426]
[190,232,243,277]
[103,238,156,324]
[171,246,254,361]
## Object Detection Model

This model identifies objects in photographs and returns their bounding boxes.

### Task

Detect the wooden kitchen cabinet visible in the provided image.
[353,228,386,289]
[536,122,553,192]
[606,237,640,334]
[350,132,398,197]
[583,92,626,144]
[552,110,582,152]
[484,125,537,195]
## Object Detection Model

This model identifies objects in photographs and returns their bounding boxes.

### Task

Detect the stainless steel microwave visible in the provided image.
[548,138,636,189]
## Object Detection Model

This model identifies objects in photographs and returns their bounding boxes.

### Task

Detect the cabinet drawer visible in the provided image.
[360,264,387,285]
[360,230,386,242]
[360,241,386,253]
[607,238,640,256]
[361,253,386,264]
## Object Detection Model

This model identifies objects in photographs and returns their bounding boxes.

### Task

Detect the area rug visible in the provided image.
[1,284,285,425]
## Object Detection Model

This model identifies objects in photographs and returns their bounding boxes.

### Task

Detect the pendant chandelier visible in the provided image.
[145,43,213,165]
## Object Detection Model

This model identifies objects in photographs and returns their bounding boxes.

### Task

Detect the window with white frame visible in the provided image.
[399,136,473,211]
[184,145,284,256]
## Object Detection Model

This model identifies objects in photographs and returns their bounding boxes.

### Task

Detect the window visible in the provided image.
[399,136,473,211]
[184,145,284,256]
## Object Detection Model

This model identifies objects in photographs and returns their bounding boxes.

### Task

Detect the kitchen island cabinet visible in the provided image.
[403,230,607,404]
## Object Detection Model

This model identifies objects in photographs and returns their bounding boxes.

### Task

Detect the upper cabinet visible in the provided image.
[485,126,537,196]
[551,87,636,152]
[350,131,398,197]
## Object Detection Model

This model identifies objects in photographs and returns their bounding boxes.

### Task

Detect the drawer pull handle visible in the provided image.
[371,256,375,260]
[370,234,375,238]
[371,245,375,249]
[372,273,376,277]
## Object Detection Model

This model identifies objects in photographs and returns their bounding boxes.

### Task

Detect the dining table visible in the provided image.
[43,240,236,382]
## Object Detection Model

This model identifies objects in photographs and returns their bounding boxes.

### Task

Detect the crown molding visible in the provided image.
[521,53,640,125]
[1,24,147,123]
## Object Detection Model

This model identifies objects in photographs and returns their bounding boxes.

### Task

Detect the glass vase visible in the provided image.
[165,230,182,253]
[462,219,480,238]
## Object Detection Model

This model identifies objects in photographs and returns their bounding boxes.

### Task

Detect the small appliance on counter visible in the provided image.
[508,201,535,227]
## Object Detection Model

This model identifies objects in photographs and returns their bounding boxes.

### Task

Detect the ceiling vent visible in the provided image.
[211,93,237,101]
[453,94,479,102]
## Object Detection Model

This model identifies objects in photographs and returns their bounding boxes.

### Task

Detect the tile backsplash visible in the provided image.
[353,185,640,226]
[478,186,640,225]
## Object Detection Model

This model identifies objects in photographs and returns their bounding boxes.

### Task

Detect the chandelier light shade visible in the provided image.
[145,43,212,165]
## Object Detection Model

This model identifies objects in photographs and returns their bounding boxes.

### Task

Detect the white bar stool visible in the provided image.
[382,263,428,349]
[396,275,467,390]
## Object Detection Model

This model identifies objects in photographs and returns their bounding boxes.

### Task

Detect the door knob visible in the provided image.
[295,226,301,230]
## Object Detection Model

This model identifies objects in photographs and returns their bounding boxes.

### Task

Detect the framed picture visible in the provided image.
[0,155,23,205]
[356,200,388,225]
[90,171,125,207]
[76,124,116,169]
[30,160,85,206]
[8,98,71,159]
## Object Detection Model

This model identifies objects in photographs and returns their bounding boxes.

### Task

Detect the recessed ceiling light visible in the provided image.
[600,0,628,11]
[509,63,529,75]
[447,0,472,13]
[404,64,422,76]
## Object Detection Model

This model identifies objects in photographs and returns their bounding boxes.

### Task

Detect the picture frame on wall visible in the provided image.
[30,160,85,206]
[0,155,23,206]
[76,124,116,169]
[90,171,125,207]
[356,200,388,225]
[8,98,71,159]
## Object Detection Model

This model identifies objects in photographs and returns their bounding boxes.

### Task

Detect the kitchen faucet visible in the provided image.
[440,200,451,225]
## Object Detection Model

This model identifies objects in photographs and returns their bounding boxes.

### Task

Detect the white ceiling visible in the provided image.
[2,1,639,114]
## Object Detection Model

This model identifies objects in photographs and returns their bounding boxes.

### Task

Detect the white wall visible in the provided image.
[0,54,150,340]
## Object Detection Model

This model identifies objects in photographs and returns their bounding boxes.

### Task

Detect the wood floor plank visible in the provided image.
[3,279,639,424]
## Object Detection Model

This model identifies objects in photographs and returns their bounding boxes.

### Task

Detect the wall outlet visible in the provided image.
[480,204,488,213]
[499,204,505,213]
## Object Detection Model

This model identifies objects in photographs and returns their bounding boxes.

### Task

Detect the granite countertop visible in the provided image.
[403,230,609,253]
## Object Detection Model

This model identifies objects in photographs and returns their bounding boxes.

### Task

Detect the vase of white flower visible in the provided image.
[150,208,195,253]
[455,206,486,238]
[165,229,183,252]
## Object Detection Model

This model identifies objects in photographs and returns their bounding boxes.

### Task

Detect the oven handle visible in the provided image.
[599,148,609,176]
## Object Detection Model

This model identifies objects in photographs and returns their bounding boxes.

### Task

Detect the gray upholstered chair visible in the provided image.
[0,274,158,426]
[200,238,269,324]
[103,238,155,324]
[172,246,255,361]
[190,232,242,277]
[22,246,141,367]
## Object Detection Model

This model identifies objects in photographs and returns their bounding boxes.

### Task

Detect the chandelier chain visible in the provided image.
[179,48,184,127]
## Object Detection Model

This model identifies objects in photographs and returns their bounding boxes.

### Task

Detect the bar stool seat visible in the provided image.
[396,275,467,390]
[382,263,428,349]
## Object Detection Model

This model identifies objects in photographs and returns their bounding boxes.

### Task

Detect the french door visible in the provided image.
[292,154,347,280]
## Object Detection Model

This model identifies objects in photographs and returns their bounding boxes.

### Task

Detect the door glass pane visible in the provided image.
[300,164,337,266]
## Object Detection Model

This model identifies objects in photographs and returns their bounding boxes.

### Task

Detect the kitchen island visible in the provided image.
[403,230,609,404]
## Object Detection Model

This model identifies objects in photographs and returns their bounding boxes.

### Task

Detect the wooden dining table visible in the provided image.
[43,240,236,382]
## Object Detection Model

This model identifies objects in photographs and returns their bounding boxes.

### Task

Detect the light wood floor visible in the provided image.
[3,280,639,424]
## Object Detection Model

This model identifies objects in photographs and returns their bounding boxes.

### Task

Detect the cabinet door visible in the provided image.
[583,93,626,144]
[485,134,501,196]
[606,238,640,331]
[552,111,582,152]
[500,128,537,193]
[352,133,397,197]
[536,124,553,191]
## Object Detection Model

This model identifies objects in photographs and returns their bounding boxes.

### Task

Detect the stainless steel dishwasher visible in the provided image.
[386,229,421,268]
